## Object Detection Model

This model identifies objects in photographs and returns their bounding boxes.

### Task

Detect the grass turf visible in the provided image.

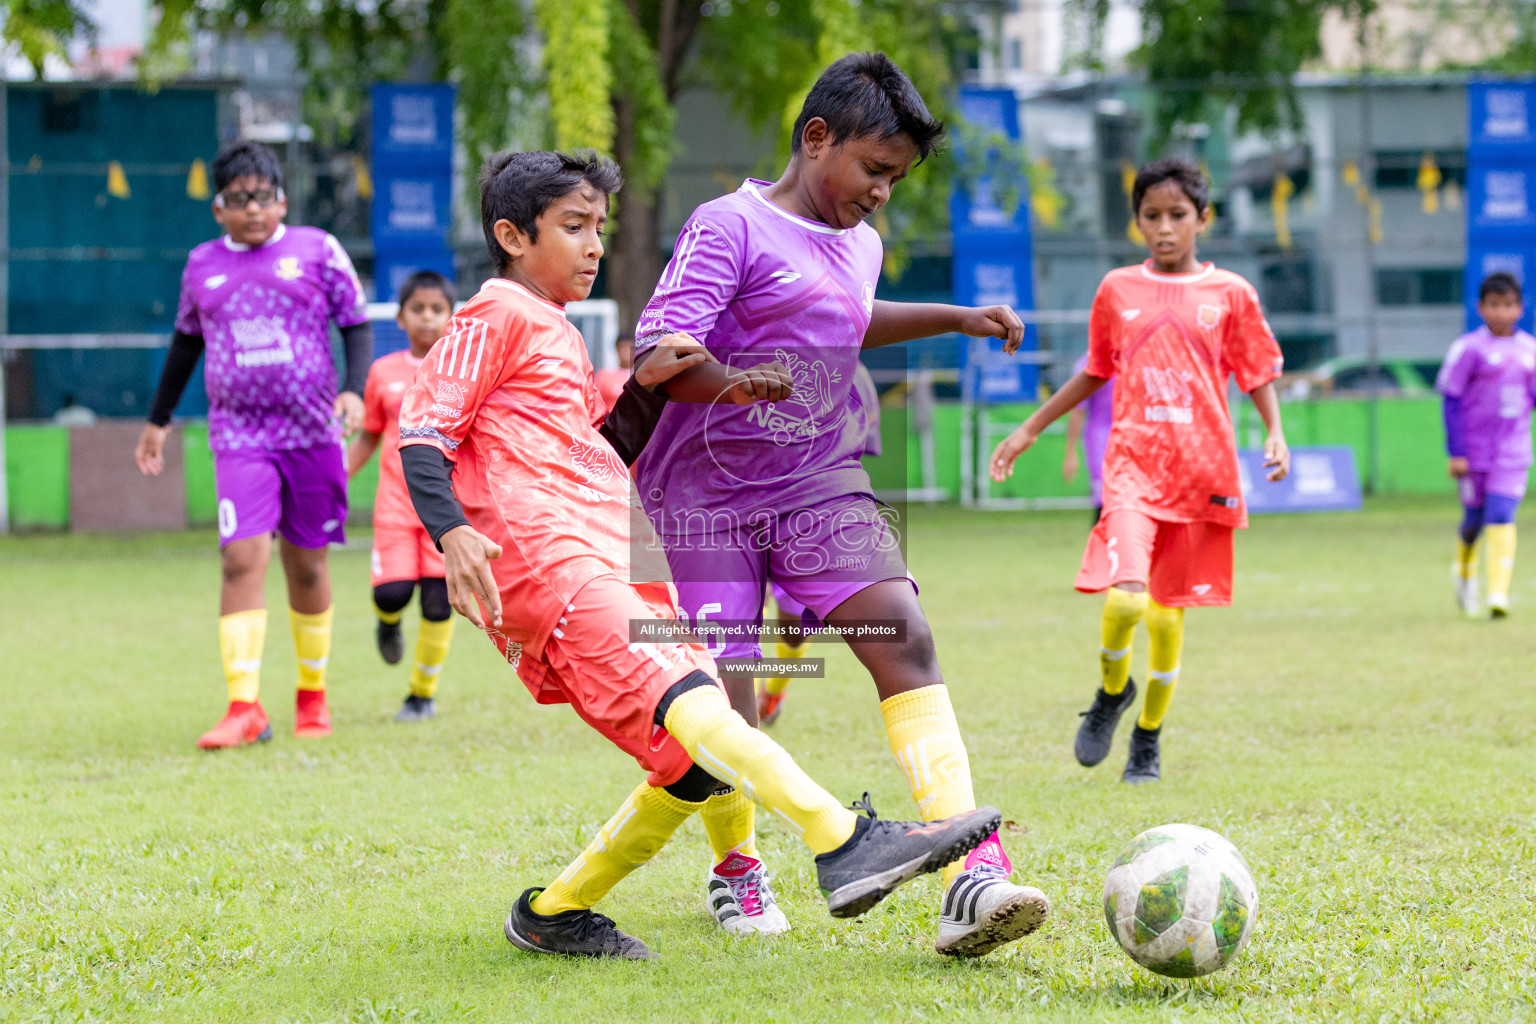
[2,497,1534,1023]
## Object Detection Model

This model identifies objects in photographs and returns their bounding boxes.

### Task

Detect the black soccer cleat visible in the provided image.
[503,887,656,960]
[1075,680,1138,767]
[395,694,436,722]
[1121,725,1161,784]
[815,795,1001,919]
[376,620,404,665]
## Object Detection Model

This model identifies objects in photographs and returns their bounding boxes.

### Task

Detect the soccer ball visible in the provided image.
[1102,823,1258,978]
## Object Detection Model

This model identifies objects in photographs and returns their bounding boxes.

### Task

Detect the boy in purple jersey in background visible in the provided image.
[135,141,372,749]
[632,52,1050,955]
[759,361,882,726]
[1438,272,1536,619]
[1062,353,1114,521]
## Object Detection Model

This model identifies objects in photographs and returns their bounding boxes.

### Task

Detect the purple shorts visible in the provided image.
[663,494,914,662]
[213,444,348,549]
[1089,470,1104,508]
[1459,468,1529,509]
[769,582,808,623]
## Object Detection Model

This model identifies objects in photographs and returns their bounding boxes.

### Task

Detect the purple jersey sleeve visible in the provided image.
[174,259,202,335]
[634,219,744,351]
[1436,336,1477,398]
[320,233,369,328]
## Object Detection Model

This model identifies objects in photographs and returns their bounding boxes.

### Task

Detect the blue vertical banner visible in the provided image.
[1465,81,1536,334]
[951,87,1037,401]
[371,83,456,355]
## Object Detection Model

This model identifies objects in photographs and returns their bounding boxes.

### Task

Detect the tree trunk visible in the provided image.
[607,90,666,333]
[609,181,665,333]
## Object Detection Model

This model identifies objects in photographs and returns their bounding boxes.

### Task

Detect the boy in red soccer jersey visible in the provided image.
[394,149,1001,960]
[990,158,1290,783]
[348,270,458,721]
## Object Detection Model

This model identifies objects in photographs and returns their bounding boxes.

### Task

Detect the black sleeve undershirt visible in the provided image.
[339,321,373,396]
[599,374,670,467]
[147,330,206,427]
[400,444,469,549]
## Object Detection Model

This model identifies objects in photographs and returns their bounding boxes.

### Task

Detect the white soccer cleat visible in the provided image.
[706,850,790,936]
[1456,575,1481,618]
[1488,591,1510,619]
[935,864,1051,957]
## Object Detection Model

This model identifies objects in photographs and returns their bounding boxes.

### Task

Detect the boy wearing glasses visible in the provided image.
[136,140,373,749]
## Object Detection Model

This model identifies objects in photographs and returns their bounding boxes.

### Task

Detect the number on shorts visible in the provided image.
[217,499,238,539]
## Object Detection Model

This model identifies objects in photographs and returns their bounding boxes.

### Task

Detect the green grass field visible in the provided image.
[4,498,1535,1023]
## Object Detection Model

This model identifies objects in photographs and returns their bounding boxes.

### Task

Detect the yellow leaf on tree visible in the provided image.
[186,158,209,200]
[106,160,130,199]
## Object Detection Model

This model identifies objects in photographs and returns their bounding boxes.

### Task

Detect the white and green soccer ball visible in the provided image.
[1102,823,1258,978]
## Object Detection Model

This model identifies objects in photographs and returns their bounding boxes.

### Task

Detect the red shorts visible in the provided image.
[370,523,446,586]
[1076,509,1234,608]
[483,575,720,787]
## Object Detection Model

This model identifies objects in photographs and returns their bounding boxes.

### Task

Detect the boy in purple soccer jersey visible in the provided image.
[631,53,1050,955]
[1438,272,1536,619]
[135,141,372,749]
[1062,353,1114,522]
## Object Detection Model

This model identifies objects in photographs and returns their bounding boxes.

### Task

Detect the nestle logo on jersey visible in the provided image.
[229,316,294,367]
[434,381,469,405]
[1144,406,1193,423]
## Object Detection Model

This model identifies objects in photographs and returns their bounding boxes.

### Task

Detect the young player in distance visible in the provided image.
[990,157,1290,784]
[1437,272,1536,619]
[1062,353,1114,522]
[632,52,1049,955]
[136,140,372,749]
[594,331,634,414]
[396,148,1002,961]
[348,270,459,721]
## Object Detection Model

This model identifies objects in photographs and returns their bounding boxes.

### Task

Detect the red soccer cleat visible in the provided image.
[197,701,273,750]
[758,688,785,726]
[294,689,332,738]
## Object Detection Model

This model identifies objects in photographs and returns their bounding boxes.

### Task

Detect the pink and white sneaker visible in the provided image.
[706,849,790,936]
[935,832,1050,957]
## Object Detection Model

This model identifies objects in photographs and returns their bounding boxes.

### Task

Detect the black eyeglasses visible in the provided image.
[216,188,283,209]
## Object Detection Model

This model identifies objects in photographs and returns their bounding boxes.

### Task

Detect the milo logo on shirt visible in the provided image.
[1141,366,1195,424]
[229,316,295,367]
[745,350,843,445]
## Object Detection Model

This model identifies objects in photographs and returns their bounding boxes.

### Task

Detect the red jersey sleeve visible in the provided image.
[1084,279,1120,379]
[399,315,512,461]
[1223,281,1284,393]
[362,361,387,435]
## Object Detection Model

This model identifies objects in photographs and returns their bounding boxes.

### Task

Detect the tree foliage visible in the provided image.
[1070,0,1376,135]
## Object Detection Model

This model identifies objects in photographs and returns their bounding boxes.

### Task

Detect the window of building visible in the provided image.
[1375,268,1462,306]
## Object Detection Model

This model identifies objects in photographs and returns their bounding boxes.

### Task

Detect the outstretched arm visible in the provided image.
[1248,381,1290,482]
[135,330,205,476]
[864,300,1025,352]
[633,334,793,406]
[988,371,1108,482]
[346,430,382,477]
[1062,406,1086,482]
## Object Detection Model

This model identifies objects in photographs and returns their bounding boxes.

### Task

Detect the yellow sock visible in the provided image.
[1101,587,1148,695]
[531,782,701,914]
[1139,599,1184,730]
[1486,524,1517,606]
[219,609,267,703]
[409,617,455,698]
[880,684,977,884]
[289,606,333,692]
[663,686,856,854]
[765,640,804,697]
[700,786,758,861]
[1455,538,1479,580]
[375,604,403,625]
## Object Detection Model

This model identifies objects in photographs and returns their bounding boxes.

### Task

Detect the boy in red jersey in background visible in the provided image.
[395,148,1001,960]
[348,270,458,721]
[991,158,1290,784]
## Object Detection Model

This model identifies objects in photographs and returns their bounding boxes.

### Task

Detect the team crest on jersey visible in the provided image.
[274,255,303,281]
[1197,304,1222,329]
